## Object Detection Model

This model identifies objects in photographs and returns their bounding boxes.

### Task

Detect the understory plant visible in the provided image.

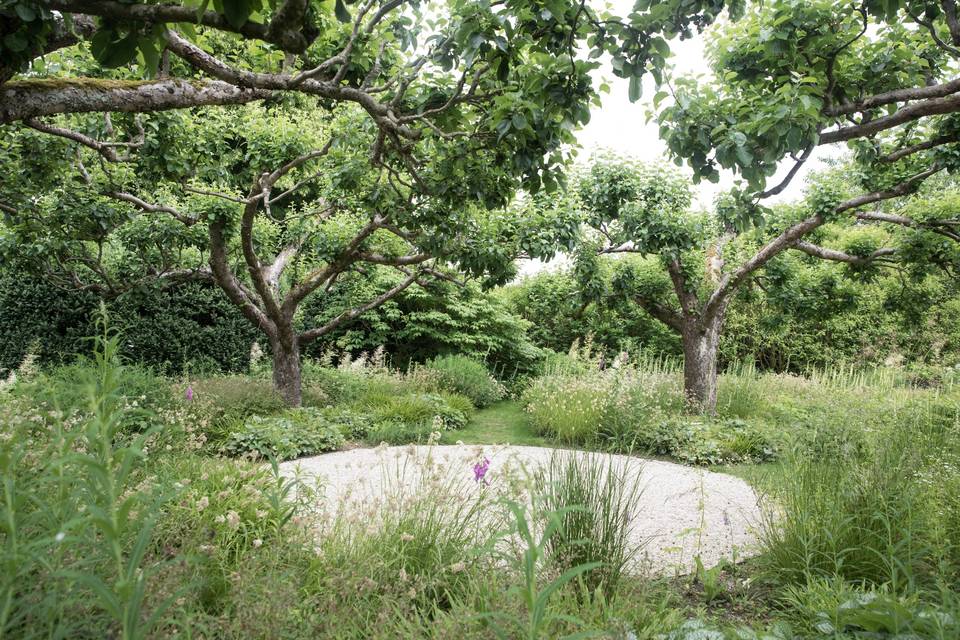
[423,355,506,408]
[222,408,345,461]
[1,311,173,639]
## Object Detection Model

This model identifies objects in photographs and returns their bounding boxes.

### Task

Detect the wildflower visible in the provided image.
[184,385,194,401]
[473,457,491,485]
[196,496,209,511]
[214,515,226,524]
[252,538,263,548]
[449,561,466,573]
[54,532,65,543]
[225,510,240,529]
[400,533,414,542]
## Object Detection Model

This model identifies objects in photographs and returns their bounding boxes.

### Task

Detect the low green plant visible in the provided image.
[362,392,470,444]
[12,359,173,437]
[423,355,506,408]
[319,407,377,439]
[222,408,345,461]
[302,467,501,632]
[693,556,726,604]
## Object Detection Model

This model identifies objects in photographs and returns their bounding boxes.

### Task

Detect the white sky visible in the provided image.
[517,2,831,276]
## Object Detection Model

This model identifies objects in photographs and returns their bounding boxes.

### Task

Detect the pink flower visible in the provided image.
[184,385,194,401]
[473,457,491,485]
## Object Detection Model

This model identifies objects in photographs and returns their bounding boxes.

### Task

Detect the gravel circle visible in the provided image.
[279,444,763,576]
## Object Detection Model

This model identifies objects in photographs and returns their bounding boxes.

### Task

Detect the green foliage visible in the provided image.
[222,409,345,461]
[304,277,543,377]
[363,392,470,443]
[484,500,602,640]
[12,359,173,438]
[0,314,172,639]
[656,1,949,190]
[0,273,257,375]
[505,263,681,359]
[423,355,506,408]
[759,407,960,592]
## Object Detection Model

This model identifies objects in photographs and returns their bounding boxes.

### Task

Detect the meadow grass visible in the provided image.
[3,328,960,638]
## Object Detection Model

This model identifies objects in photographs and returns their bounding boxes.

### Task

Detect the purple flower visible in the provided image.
[473,457,490,485]
[184,385,194,401]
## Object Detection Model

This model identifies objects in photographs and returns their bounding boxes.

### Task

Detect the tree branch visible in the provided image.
[47,0,314,52]
[821,93,960,144]
[826,77,960,117]
[298,267,421,344]
[703,164,943,320]
[792,240,896,265]
[0,78,269,124]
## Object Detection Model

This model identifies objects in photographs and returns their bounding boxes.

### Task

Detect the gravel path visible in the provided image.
[279,444,763,576]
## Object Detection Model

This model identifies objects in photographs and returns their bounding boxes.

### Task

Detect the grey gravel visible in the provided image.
[279,444,763,575]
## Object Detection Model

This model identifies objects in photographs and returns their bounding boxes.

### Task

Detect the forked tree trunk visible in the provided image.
[271,336,302,407]
[681,315,724,414]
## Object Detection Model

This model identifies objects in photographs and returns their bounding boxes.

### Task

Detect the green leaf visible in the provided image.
[334,0,351,22]
[628,76,642,102]
[2,31,28,53]
[222,0,252,29]
[94,31,140,68]
[14,4,36,21]
[138,36,161,78]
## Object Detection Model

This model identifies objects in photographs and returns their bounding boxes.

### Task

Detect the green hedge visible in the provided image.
[0,272,257,374]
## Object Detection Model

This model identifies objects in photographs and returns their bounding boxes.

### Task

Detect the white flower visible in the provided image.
[252,538,263,548]
[54,532,65,543]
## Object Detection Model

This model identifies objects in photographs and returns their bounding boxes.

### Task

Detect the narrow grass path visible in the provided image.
[444,400,548,446]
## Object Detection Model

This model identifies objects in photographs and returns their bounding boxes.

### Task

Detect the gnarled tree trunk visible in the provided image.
[680,313,724,414]
[271,335,302,407]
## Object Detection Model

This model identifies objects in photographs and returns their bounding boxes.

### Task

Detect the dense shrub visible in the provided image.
[0,272,96,373]
[319,407,377,440]
[0,273,258,375]
[423,355,506,408]
[223,408,345,460]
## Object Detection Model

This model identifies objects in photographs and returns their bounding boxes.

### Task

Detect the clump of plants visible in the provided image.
[522,367,774,464]
[423,355,506,408]
[222,408,345,461]
[362,392,471,444]
[533,451,644,600]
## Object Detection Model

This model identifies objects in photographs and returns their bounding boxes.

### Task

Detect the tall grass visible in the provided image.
[758,405,960,621]
[533,451,644,600]
[422,355,506,408]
